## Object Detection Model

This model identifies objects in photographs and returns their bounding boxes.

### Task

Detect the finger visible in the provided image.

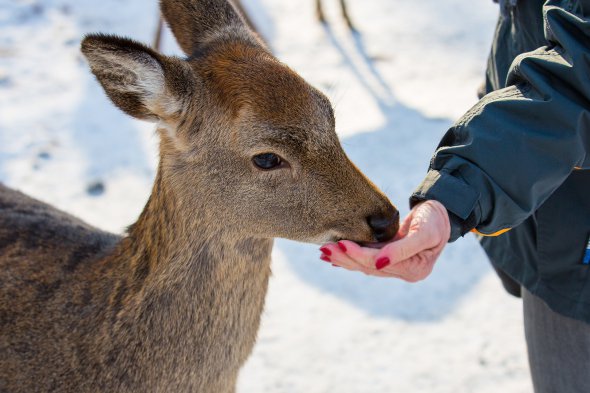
[395,212,413,239]
[362,269,404,278]
[361,265,406,278]
[379,247,442,282]
[381,254,425,281]
[375,228,437,264]
[336,240,380,268]
[335,259,404,278]
[321,243,411,279]
[319,243,371,272]
[319,243,341,258]
[320,241,413,278]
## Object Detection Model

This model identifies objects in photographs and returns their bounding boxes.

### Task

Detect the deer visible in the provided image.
[153,0,356,51]
[0,0,398,392]
[153,0,264,50]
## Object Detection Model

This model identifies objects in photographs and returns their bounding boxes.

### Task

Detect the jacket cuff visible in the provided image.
[410,170,480,242]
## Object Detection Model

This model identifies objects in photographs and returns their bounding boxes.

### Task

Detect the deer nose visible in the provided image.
[367,210,399,243]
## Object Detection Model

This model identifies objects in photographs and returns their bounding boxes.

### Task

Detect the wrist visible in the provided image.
[413,199,459,243]
[425,200,451,243]
[410,169,481,241]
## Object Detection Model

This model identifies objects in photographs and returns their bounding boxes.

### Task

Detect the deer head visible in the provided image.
[80,0,398,245]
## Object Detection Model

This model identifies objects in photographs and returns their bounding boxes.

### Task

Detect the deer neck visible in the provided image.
[110,161,273,386]
[126,166,274,288]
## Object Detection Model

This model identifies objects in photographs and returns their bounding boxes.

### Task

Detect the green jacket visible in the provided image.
[411,0,590,322]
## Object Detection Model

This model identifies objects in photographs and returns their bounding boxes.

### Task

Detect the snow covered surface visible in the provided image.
[0,1,531,392]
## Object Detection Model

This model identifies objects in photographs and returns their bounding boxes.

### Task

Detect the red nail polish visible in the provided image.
[337,241,347,252]
[375,257,390,270]
[319,246,332,256]
[320,255,331,263]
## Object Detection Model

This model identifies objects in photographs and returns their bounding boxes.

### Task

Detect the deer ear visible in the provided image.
[81,34,194,123]
[160,0,260,56]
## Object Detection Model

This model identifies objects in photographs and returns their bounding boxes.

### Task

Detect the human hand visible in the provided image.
[319,200,451,282]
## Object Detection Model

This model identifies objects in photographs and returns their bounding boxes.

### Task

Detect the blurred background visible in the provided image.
[0,1,531,392]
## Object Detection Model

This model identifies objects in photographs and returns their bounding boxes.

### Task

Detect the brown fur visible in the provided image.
[0,1,396,392]
[153,0,265,51]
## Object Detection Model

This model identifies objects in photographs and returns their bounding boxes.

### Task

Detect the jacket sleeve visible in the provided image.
[411,0,590,241]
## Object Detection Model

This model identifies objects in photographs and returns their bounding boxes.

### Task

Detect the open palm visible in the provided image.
[320,200,451,282]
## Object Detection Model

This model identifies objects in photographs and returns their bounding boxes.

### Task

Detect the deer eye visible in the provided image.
[252,153,283,170]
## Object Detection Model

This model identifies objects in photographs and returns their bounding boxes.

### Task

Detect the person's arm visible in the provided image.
[320,0,590,279]
[413,0,590,241]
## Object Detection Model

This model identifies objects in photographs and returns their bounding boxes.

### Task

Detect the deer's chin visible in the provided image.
[327,234,370,245]
[299,231,348,245]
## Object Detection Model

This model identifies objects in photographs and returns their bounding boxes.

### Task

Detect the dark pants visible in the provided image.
[523,289,590,393]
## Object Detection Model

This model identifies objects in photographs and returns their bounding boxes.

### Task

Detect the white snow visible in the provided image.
[0,0,532,392]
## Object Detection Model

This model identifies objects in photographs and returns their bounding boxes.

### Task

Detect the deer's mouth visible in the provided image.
[332,237,390,250]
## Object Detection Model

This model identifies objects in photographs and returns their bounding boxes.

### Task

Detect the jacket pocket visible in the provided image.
[535,171,590,290]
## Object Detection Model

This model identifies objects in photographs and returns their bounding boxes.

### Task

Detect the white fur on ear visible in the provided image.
[82,35,184,123]
[95,50,180,117]
[129,55,166,104]
[131,56,184,121]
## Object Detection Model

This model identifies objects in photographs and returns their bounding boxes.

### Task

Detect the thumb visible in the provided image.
[376,225,434,263]
[393,210,413,240]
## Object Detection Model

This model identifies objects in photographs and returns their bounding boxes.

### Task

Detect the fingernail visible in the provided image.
[319,246,332,256]
[332,264,340,268]
[320,255,331,263]
[337,241,347,252]
[375,257,390,270]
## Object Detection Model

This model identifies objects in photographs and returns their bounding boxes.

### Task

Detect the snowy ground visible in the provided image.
[0,1,532,392]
